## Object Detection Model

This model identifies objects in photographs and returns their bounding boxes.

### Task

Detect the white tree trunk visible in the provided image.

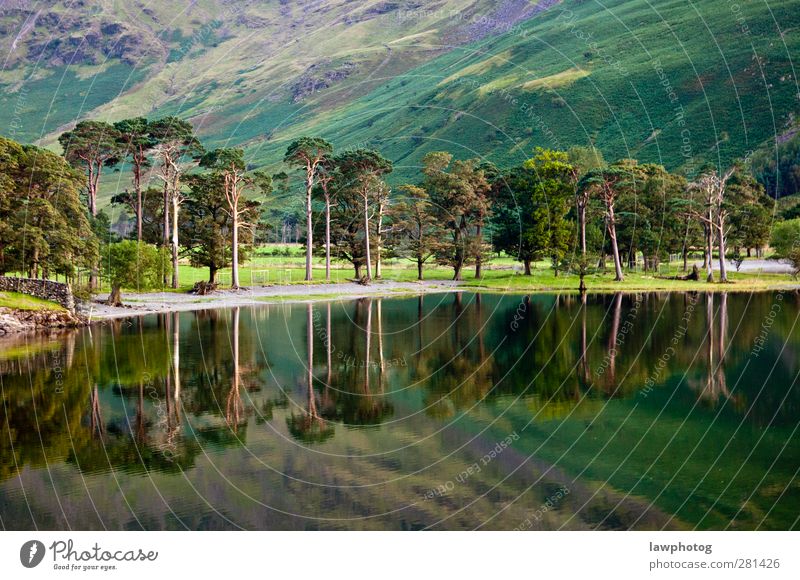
[231,210,240,289]
[363,194,372,281]
[171,196,180,289]
[305,171,313,281]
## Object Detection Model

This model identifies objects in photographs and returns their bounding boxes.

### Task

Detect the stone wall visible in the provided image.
[0,277,76,312]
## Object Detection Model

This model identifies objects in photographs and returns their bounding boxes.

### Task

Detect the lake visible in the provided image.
[1,291,798,530]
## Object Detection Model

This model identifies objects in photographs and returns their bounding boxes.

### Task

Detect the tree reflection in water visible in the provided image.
[2,292,800,530]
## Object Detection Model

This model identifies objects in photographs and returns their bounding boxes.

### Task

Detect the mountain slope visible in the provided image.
[254,0,800,179]
[0,0,543,146]
[1,0,799,188]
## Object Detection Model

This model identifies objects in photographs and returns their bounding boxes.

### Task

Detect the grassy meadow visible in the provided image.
[81,243,799,296]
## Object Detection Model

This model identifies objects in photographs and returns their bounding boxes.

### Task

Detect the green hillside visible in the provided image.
[256,0,800,179]
[1,0,799,189]
[0,0,537,146]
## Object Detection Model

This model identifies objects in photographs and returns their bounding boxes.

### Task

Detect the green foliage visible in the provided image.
[283,137,333,169]
[614,163,690,269]
[490,165,539,267]
[525,148,576,275]
[727,166,774,253]
[0,135,98,278]
[422,152,491,279]
[113,118,154,149]
[335,148,392,178]
[182,173,259,282]
[200,146,246,172]
[770,219,800,258]
[58,120,122,215]
[103,241,170,291]
[111,186,165,244]
[58,120,121,166]
[388,185,443,279]
[750,131,800,198]
[316,149,392,277]
[149,116,200,150]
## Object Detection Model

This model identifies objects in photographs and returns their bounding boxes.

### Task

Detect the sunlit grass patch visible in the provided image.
[0,292,65,311]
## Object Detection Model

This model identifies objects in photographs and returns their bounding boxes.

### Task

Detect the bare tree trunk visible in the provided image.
[107,284,122,306]
[87,163,96,217]
[86,163,100,289]
[305,171,313,281]
[135,163,143,242]
[418,258,424,281]
[578,200,587,257]
[32,247,39,279]
[475,223,483,278]
[705,218,714,283]
[171,196,179,289]
[163,183,170,287]
[524,259,531,276]
[231,210,240,289]
[453,220,464,281]
[325,194,331,281]
[717,219,728,283]
[375,202,383,279]
[363,194,372,282]
[453,261,463,281]
[607,207,624,282]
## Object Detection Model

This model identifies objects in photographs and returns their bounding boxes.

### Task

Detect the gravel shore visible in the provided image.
[86,280,463,320]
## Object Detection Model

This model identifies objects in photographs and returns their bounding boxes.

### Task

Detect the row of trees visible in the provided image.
[58,117,271,291]
[0,118,777,294]
[293,139,771,284]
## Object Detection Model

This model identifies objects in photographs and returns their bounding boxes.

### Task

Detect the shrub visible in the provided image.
[103,241,171,305]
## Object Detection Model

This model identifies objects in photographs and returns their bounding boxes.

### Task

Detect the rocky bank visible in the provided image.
[0,307,87,336]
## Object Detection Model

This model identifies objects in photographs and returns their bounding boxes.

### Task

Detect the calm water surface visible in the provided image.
[1,292,799,530]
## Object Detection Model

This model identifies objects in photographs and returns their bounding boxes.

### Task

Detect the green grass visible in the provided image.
[465,268,798,294]
[96,245,797,296]
[0,63,145,145]
[0,292,65,311]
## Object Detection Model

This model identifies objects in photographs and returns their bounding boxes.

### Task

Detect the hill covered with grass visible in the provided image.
[1,0,799,190]
[0,0,541,147]
[260,0,800,180]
